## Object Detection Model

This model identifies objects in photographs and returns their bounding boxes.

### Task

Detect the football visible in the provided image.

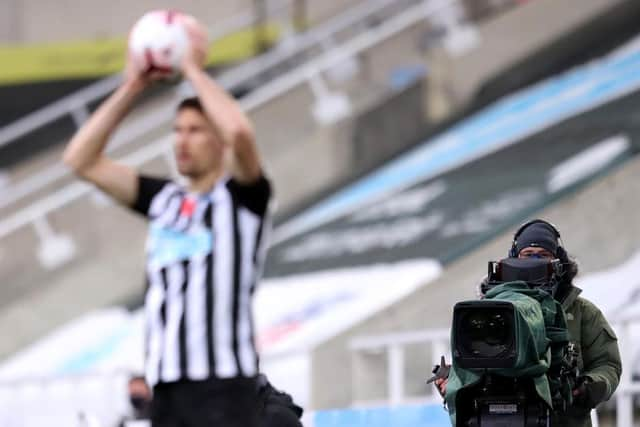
[128,10,190,76]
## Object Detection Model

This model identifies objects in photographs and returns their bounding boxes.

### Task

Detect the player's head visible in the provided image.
[174,97,224,178]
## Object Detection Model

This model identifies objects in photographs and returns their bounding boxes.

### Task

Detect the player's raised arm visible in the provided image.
[62,58,162,206]
[179,19,262,184]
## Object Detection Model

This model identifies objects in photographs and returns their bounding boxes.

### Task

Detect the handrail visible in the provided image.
[350,327,450,405]
[0,136,169,238]
[241,0,452,111]
[0,76,121,150]
[0,0,458,242]
[0,0,419,212]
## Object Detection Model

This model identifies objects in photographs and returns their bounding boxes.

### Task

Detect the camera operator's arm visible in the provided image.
[575,300,622,407]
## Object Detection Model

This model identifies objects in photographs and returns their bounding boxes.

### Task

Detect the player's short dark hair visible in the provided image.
[177,97,204,113]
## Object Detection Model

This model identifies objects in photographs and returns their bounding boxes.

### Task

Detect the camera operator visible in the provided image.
[436,219,621,426]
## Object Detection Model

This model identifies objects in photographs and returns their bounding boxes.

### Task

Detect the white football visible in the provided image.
[128,10,190,76]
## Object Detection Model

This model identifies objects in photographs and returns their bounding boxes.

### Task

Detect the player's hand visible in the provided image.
[123,52,167,93]
[180,15,208,73]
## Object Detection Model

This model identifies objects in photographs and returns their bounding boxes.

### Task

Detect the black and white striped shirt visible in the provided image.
[131,174,272,386]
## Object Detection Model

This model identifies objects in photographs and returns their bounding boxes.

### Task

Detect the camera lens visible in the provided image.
[461,311,512,358]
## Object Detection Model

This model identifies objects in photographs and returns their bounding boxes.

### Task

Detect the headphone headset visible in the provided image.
[508,219,569,265]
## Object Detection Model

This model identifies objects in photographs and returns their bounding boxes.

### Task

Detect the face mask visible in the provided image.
[130,396,149,410]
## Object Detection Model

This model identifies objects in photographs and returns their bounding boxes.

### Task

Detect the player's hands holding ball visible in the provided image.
[125,10,208,91]
[178,14,209,75]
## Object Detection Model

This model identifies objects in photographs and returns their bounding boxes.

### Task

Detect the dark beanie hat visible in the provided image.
[515,222,558,255]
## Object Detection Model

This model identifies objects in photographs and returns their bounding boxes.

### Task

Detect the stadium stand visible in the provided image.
[2,1,640,426]
[0,0,513,360]
[299,35,640,412]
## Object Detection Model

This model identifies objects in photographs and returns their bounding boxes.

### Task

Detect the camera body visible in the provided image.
[453,373,549,427]
[483,257,564,297]
[445,258,577,426]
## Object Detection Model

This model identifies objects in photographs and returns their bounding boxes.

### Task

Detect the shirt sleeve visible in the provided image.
[227,175,272,216]
[130,175,170,217]
[580,299,622,402]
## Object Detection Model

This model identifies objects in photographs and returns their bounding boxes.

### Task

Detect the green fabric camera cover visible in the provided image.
[445,281,570,425]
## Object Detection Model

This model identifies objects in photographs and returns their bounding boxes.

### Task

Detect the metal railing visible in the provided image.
[350,328,450,406]
[0,0,462,265]
[350,319,640,427]
[0,0,423,213]
[613,312,640,427]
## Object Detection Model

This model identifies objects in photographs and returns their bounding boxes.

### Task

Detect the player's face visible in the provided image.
[173,108,223,177]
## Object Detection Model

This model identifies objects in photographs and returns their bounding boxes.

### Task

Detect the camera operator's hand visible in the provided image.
[572,377,608,409]
[434,378,448,397]
[427,356,450,398]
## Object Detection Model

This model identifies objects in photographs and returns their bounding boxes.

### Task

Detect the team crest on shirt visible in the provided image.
[180,197,196,218]
[147,224,213,268]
